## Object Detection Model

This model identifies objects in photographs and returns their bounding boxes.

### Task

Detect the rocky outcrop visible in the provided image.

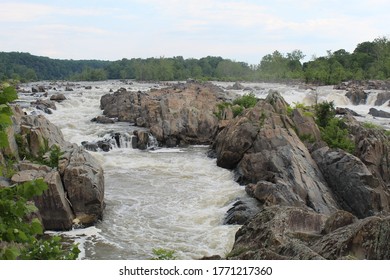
[368,107,390,118]
[228,206,390,260]
[374,92,390,106]
[5,109,105,230]
[59,147,105,226]
[11,162,74,230]
[214,91,339,215]
[100,82,223,147]
[312,147,390,218]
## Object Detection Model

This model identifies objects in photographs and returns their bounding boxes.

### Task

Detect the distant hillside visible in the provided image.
[1,36,390,84]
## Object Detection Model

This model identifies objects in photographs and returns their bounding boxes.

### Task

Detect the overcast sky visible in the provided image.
[1,0,389,64]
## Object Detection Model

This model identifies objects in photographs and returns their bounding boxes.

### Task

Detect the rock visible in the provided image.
[100,82,223,146]
[91,115,115,124]
[335,107,361,116]
[375,92,390,106]
[50,93,66,102]
[20,115,70,158]
[311,215,390,259]
[368,107,390,118]
[84,86,92,90]
[290,108,322,148]
[227,82,245,90]
[11,162,74,230]
[32,85,45,93]
[224,196,261,225]
[65,87,73,92]
[214,91,339,215]
[133,130,149,150]
[312,146,390,218]
[346,89,367,105]
[228,207,327,260]
[31,99,56,114]
[322,210,357,234]
[228,206,390,260]
[60,147,105,226]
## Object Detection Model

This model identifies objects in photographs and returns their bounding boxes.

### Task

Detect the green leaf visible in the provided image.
[0,86,18,104]
[3,247,20,260]
[0,131,9,148]
[31,218,43,235]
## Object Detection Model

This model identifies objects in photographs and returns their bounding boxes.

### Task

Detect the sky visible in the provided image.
[0,0,389,64]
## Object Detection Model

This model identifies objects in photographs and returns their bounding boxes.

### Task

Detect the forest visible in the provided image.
[1,37,389,84]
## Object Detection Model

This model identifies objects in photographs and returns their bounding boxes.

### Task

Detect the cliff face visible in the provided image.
[1,106,105,230]
[213,91,390,260]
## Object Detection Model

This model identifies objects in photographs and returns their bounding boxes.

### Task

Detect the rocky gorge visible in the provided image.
[4,79,390,259]
[98,80,390,259]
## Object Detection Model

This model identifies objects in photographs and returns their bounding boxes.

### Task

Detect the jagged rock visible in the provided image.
[312,215,390,259]
[31,99,56,112]
[224,196,261,225]
[11,162,74,230]
[228,207,327,260]
[312,146,390,218]
[227,82,245,90]
[214,91,339,215]
[368,107,390,118]
[228,206,390,260]
[59,147,105,226]
[20,115,69,158]
[100,82,224,146]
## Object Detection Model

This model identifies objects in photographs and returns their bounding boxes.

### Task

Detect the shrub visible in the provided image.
[314,101,335,128]
[233,93,258,108]
[150,248,177,260]
[320,118,355,153]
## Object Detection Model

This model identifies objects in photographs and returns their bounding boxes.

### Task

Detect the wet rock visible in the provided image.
[368,107,390,118]
[91,115,115,124]
[374,92,390,106]
[335,107,361,116]
[224,196,261,225]
[50,93,66,102]
[346,89,367,105]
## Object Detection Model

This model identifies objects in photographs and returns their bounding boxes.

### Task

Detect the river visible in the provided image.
[17,80,390,259]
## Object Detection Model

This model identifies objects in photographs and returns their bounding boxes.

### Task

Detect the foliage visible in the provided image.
[320,118,355,153]
[233,93,258,108]
[314,101,336,128]
[0,179,80,260]
[2,36,390,84]
[150,248,177,260]
[0,87,17,149]
[362,122,382,130]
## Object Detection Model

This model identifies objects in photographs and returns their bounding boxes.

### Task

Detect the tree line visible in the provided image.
[1,36,389,84]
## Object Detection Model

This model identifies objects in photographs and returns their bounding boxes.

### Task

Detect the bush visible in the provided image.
[150,248,177,260]
[314,101,335,128]
[320,118,355,153]
[233,93,258,108]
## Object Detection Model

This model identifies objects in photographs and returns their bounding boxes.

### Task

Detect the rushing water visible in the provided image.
[17,80,390,259]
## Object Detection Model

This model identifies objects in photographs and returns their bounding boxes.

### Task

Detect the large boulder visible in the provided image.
[59,147,105,226]
[312,147,390,218]
[100,82,223,146]
[11,162,74,230]
[228,206,390,260]
[214,91,339,215]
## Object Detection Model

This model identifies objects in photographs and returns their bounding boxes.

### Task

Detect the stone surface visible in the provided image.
[60,147,105,225]
[214,91,339,215]
[312,146,390,218]
[100,82,224,146]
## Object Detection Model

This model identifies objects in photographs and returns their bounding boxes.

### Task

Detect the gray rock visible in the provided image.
[312,146,390,218]
[60,147,105,226]
[368,107,390,118]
